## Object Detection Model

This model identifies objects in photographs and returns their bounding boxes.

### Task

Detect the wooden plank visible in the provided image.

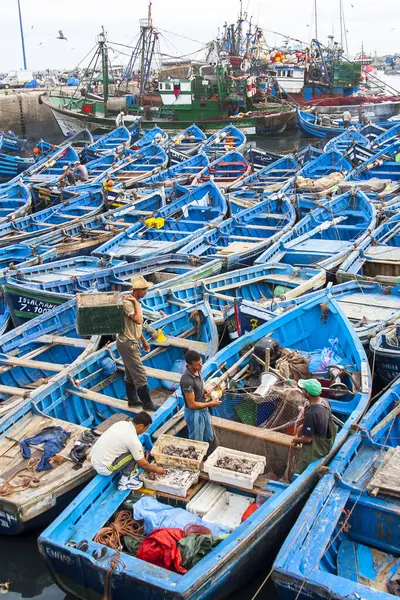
[0,384,31,397]
[94,413,130,436]
[0,356,64,373]
[154,336,208,353]
[211,416,294,447]
[37,334,90,348]
[144,367,182,383]
[371,404,400,437]
[67,387,138,413]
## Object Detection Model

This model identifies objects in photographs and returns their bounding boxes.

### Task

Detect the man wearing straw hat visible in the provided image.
[116,275,160,412]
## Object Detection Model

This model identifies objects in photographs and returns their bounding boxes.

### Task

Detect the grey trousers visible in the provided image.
[116,337,147,389]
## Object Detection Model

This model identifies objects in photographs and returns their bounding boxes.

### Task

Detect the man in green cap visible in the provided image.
[292,378,337,474]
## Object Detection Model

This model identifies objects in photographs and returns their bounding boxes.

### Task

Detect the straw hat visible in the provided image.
[130,275,154,290]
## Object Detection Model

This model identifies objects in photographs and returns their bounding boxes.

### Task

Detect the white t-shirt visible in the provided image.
[90,421,144,476]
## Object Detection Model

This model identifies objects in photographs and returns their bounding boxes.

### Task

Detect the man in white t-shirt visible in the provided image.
[91,412,164,491]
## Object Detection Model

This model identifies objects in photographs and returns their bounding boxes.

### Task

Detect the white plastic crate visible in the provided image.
[139,468,200,498]
[151,434,209,471]
[187,482,226,518]
[203,447,266,490]
[203,492,254,531]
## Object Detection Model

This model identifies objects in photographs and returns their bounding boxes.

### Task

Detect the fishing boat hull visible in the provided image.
[44,95,296,137]
[38,292,370,599]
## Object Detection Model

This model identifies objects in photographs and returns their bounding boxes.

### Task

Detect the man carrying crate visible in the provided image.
[116,275,160,412]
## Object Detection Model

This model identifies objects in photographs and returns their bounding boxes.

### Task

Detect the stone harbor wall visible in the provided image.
[0,91,62,145]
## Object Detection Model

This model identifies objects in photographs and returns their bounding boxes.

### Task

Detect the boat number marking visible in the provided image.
[45,548,72,564]
[17,296,58,315]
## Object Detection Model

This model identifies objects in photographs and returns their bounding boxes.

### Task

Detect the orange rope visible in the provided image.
[94,510,144,551]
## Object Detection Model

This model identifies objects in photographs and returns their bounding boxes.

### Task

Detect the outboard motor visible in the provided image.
[249,337,281,378]
[328,366,355,398]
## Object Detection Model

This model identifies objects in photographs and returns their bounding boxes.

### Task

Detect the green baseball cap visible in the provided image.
[298,379,322,396]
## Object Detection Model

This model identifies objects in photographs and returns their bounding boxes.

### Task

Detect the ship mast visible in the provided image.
[314,0,318,41]
[99,27,109,116]
[17,0,27,69]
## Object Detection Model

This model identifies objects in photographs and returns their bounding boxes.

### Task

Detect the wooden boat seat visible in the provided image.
[0,356,64,372]
[289,239,349,253]
[364,246,400,262]
[367,446,400,498]
[0,414,92,522]
[337,539,400,592]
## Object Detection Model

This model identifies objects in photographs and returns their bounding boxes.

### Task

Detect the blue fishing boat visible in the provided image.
[0,153,34,183]
[273,378,400,600]
[0,189,104,247]
[245,147,282,170]
[38,290,371,599]
[324,129,370,153]
[137,152,209,188]
[348,141,400,182]
[0,244,56,271]
[80,125,132,163]
[193,150,250,189]
[338,212,400,285]
[256,190,377,269]
[167,124,207,163]
[2,254,222,324]
[0,298,101,418]
[370,321,400,385]
[203,124,246,157]
[131,126,169,150]
[372,122,400,149]
[297,108,348,139]
[24,145,80,183]
[293,149,353,197]
[230,154,298,192]
[227,279,400,344]
[104,145,169,187]
[178,194,296,268]
[0,132,25,153]
[0,300,218,534]
[94,181,227,261]
[0,180,32,221]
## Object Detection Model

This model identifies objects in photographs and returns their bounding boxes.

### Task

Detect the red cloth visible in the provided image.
[136,528,187,574]
[241,502,258,523]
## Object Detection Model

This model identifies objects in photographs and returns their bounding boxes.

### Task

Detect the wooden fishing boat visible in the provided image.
[0,189,104,247]
[0,132,25,153]
[131,126,169,150]
[80,125,132,163]
[245,147,282,170]
[0,298,101,418]
[2,254,222,324]
[370,322,400,385]
[227,279,400,344]
[324,129,370,153]
[99,144,169,188]
[38,290,371,599]
[137,152,209,188]
[24,192,167,260]
[371,122,400,149]
[230,154,298,193]
[0,180,32,221]
[178,195,296,268]
[0,154,34,183]
[0,296,10,338]
[297,108,348,139]
[22,145,80,184]
[348,141,400,183]
[255,190,377,269]
[94,181,227,261]
[337,212,400,285]
[167,124,207,163]
[0,300,218,534]
[292,149,353,197]
[0,244,56,271]
[272,378,400,600]
[2,256,122,325]
[202,124,246,157]
[193,150,250,190]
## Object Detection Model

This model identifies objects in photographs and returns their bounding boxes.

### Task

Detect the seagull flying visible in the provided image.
[57,30,67,41]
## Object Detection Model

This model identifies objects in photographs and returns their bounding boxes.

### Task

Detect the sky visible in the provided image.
[1,0,399,73]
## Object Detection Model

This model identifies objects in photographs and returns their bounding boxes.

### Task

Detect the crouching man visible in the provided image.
[91,412,164,491]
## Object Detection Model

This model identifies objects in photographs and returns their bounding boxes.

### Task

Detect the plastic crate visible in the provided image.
[151,435,209,471]
[203,447,266,490]
[76,292,124,336]
[139,468,200,498]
